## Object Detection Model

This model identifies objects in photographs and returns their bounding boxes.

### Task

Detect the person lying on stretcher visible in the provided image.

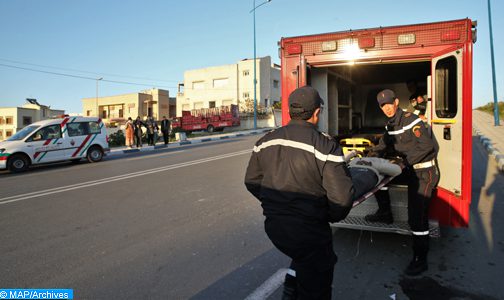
[344,153,403,200]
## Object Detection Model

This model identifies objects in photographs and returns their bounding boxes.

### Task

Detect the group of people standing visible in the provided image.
[124,116,171,148]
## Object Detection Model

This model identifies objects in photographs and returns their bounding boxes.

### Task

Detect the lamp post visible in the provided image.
[96,77,103,117]
[251,0,271,130]
[487,0,500,126]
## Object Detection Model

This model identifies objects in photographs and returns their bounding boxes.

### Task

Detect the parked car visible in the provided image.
[0,116,109,173]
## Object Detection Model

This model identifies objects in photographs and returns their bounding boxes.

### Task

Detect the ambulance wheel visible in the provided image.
[87,146,103,163]
[7,154,30,173]
[207,125,214,133]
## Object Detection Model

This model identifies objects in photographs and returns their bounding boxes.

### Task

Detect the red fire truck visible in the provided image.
[279,19,476,234]
[171,104,240,133]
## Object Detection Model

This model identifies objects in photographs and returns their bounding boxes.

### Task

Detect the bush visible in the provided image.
[108,130,125,147]
[476,101,504,120]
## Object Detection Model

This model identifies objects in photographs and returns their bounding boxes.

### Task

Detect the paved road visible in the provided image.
[1,134,503,299]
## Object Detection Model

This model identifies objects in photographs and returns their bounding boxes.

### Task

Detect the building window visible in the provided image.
[209,101,216,108]
[273,80,279,88]
[6,117,13,125]
[213,78,228,88]
[264,99,269,107]
[102,111,107,118]
[23,117,32,126]
[119,109,124,118]
[6,130,12,137]
[243,70,250,76]
[193,81,205,90]
[243,92,250,99]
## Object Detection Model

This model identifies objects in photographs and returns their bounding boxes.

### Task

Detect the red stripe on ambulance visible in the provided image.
[72,135,91,157]
[60,117,70,128]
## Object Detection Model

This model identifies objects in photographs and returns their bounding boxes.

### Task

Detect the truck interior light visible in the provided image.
[358,37,375,49]
[286,44,302,55]
[397,33,416,45]
[321,40,337,52]
[441,30,461,41]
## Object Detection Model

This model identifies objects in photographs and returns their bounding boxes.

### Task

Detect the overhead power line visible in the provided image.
[0,63,175,89]
[0,58,179,83]
[0,61,276,92]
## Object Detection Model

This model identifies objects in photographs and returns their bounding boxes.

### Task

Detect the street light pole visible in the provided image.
[96,77,103,117]
[251,0,271,130]
[487,0,500,126]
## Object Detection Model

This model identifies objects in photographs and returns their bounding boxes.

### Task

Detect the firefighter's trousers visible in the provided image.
[264,216,337,300]
[376,166,440,257]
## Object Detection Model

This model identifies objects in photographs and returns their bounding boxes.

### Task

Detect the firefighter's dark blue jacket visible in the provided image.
[244,119,355,223]
[371,109,437,166]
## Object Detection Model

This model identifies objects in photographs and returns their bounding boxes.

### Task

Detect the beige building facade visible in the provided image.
[82,89,175,126]
[0,99,64,141]
[176,56,281,117]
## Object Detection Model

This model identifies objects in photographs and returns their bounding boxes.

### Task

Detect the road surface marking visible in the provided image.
[244,268,287,300]
[125,150,184,161]
[0,149,251,205]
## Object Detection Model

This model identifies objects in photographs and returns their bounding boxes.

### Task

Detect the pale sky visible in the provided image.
[0,0,502,113]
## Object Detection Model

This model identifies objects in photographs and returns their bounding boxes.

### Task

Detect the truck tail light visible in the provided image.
[441,30,461,41]
[397,33,416,45]
[358,37,375,49]
[286,44,302,55]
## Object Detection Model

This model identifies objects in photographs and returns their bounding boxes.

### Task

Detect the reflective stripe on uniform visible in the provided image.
[253,139,345,163]
[387,118,423,135]
[411,230,430,236]
[413,159,436,170]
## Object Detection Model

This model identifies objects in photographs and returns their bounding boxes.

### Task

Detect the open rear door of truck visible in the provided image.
[429,47,472,227]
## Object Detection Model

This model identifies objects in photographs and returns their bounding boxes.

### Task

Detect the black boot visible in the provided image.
[364,209,394,224]
[281,274,297,300]
[404,255,428,276]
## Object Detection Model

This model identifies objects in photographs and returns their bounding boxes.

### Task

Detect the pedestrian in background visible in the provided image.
[125,117,135,148]
[245,86,355,299]
[133,116,144,148]
[161,116,171,145]
[153,122,159,146]
[146,117,155,146]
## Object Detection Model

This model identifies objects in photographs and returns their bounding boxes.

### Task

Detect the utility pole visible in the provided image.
[487,0,500,125]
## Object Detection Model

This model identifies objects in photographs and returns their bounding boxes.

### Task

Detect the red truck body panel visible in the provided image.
[279,19,475,227]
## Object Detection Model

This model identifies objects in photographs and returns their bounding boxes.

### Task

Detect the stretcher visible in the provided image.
[352,171,399,208]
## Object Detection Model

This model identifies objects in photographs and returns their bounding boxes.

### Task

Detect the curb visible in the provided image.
[474,128,504,172]
[107,128,273,157]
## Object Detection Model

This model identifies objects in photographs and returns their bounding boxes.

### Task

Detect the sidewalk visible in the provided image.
[473,109,504,171]
[107,128,273,157]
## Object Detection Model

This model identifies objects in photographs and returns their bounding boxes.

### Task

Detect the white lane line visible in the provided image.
[125,150,184,161]
[244,268,287,300]
[0,149,251,205]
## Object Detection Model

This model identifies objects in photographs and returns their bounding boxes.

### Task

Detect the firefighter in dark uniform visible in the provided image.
[244,86,355,299]
[365,89,439,276]
[407,80,427,120]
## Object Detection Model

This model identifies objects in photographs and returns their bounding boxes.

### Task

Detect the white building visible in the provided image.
[0,99,64,141]
[176,56,280,117]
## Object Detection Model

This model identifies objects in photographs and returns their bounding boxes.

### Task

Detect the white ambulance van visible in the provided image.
[0,116,109,173]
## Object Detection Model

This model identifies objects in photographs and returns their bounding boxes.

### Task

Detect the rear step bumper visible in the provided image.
[334,187,440,238]
[332,217,440,238]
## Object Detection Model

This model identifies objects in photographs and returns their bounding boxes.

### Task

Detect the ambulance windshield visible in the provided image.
[7,125,39,141]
